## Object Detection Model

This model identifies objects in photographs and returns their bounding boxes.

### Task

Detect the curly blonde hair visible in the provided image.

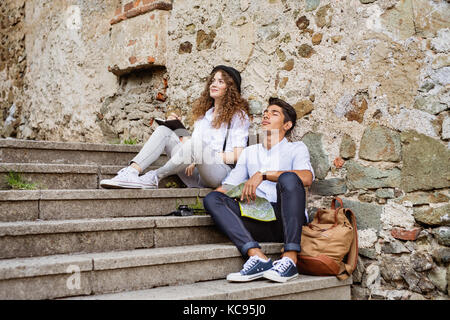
[191,70,249,128]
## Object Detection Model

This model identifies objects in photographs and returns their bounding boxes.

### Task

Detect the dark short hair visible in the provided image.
[268,97,297,135]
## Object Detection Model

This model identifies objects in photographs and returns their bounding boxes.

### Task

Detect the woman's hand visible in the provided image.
[185,163,196,176]
[240,172,263,203]
[167,112,181,121]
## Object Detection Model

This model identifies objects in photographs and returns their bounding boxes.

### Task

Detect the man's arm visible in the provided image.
[215,185,227,193]
[240,170,313,203]
[265,170,313,187]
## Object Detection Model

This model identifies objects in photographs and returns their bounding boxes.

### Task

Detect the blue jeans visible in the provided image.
[203,172,307,257]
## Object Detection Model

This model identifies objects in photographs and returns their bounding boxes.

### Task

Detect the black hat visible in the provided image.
[211,65,242,93]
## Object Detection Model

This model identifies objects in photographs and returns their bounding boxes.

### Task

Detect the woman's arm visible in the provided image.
[219,147,244,164]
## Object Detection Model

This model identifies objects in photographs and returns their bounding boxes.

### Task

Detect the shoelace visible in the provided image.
[141,171,158,185]
[117,167,133,178]
[272,257,292,274]
[242,256,260,273]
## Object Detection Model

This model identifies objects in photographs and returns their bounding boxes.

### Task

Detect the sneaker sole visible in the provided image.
[226,271,266,282]
[263,271,299,283]
[100,180,144,189]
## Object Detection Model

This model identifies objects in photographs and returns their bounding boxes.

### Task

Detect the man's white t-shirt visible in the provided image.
[222,138,315,212]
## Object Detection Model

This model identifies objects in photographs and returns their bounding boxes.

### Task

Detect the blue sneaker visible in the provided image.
[263,257,299,283]
[227,256,273,282]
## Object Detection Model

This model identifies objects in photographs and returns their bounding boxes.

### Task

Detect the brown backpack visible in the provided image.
[297,197,358,280]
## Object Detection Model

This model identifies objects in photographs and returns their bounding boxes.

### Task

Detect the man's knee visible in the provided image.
[203,191,224,214]
[277,172,305,192]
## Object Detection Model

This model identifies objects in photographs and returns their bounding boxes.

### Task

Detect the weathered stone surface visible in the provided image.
[296,16,310,30]
[248,99,263,115]
[432,248,450,264]
[375,188,395,199]
[178,41,192,54]
[382,202,416,229]
[397,192,449,206]
[443,114,450,140]
[315,4,332,28]
[391,227,422,241]
[359,124,401,162]
[298,44,314,58]
[341,199,382,231]
[433,227,450,246]
[310,178,346,196]
[380,256,406,282]
[412,1,450,38]
[196,29,216,50]
[301,133,330,180]
[339,134,356,159]
[109,10,169,75]
[402,269,435,294]
[293,100,314,118]
[305,0,321,12]
[311,33,323,45]
[413,96,447,115]
[282,59,294,71]
[334,92,368,124]
[413,204,450,227]
[382,240,410,254]
[345,160,401,190]
[411,251,433,272]
[400,131,450,192]
[428,266,448,293]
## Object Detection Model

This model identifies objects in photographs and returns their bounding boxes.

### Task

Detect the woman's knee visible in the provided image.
[153,125,173,138]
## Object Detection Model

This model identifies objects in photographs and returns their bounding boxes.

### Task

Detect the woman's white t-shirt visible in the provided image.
[191,107,250,153]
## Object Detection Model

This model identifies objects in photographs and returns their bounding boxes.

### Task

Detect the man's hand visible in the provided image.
[241,172,263,203]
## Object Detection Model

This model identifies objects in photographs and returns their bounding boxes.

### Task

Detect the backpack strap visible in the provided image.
[223,122,231,152]
[336,209,359,280]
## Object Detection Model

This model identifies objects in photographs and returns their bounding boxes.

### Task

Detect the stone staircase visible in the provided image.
[0,138,352,300]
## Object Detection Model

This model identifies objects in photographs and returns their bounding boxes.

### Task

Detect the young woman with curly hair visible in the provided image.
[100,65,250,189]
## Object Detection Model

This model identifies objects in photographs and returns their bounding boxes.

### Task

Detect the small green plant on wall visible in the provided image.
[122,138,138,145]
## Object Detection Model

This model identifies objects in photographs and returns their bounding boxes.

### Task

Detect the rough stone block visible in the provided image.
[391,227,421,241]
[359,124,401,162]
[345,160,401,190]
[0,229,154,259]
[310,178,346,196]
[401,131,450,192]
[0,200,39,222]
[108,10,169,76]
[341,199,382,231]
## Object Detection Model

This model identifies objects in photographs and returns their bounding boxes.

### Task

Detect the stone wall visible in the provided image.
[164,0,449,299]
[0,0,449,299]
[0,0,26,138]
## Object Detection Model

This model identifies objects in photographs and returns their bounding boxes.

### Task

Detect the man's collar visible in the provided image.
[261,137,288,151]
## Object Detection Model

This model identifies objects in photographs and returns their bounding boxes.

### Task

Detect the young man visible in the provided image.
[203,97,314,283]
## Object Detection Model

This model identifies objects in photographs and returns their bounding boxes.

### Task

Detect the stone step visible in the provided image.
[0,138,169,166]
[0,215,227,259]
[0,188,211,222]
[0,243,284,300]
[69,275,352,300]
[0,163,168,190]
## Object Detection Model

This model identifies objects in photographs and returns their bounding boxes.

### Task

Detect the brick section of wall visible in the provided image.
[110,0,172,25]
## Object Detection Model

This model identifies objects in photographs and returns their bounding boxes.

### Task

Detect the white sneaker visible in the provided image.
[139,170,159,189]
[100,167,143,189]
